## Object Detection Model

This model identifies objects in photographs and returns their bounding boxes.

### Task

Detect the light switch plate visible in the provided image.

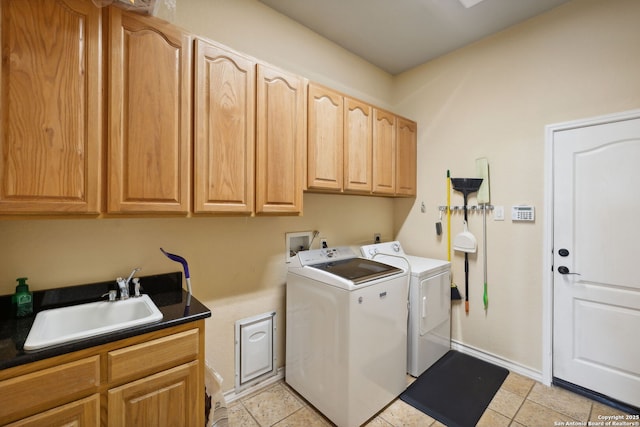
[494,205,504,221]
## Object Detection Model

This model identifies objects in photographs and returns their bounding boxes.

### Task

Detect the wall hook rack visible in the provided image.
[438,205,494,212]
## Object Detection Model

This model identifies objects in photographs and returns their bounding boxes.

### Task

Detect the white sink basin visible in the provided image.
[24,294,163,351]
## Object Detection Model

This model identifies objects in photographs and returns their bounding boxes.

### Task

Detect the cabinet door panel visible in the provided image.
[0,355,100,424]
[307,84,343,191]
[108,9,191,213]
[255,64,305,214]
[194,39,255,213]
[0,0,101,213]
[108,361,199,427]
[108,329,199,382]
[372,109,396,195]
[396,117,417,196]
[344,98,372,193]
[5,395,100,427]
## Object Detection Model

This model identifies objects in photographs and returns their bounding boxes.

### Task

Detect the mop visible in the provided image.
[476,158,490,310]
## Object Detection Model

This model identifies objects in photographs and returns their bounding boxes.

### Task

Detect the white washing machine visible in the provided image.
[361,241,451,377]
[286,246,409,427]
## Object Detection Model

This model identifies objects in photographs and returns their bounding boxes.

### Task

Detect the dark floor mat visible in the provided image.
[400,350,509,427]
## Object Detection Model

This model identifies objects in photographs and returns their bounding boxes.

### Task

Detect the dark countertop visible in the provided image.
[0,272,211,371]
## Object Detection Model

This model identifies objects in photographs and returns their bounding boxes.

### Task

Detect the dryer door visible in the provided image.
[419,270,451,336]
[409,270,451,377]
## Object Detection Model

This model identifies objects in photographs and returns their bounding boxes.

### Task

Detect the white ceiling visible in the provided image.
[259,0,571,75]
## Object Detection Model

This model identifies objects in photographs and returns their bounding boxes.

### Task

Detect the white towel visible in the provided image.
[205,362,228,427]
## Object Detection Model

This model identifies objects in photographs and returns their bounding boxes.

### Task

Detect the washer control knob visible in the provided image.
[392,243,401,252]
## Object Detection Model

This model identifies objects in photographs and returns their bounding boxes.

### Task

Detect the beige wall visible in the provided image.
[0,194,394,391]
[2,0,639,393]
[393,0,640,374]
[0,0,395,393]
[172,0,395,108]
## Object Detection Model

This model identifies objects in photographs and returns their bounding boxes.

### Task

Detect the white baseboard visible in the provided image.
[223,367,285,404]
[450,340,543,383]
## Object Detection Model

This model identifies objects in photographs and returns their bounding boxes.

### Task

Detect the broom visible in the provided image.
[448,170,462,300]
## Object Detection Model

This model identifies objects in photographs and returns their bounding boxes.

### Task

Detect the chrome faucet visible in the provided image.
[115,267,141,300]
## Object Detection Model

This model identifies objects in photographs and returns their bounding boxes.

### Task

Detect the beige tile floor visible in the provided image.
[224,373,636,427]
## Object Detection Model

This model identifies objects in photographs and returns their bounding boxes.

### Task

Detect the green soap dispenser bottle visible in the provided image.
[13,277,33,317]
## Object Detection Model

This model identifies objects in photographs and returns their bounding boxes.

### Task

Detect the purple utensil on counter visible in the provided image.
[160,248,192,307]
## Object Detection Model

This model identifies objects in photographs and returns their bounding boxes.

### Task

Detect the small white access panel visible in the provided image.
[235,311,277,392]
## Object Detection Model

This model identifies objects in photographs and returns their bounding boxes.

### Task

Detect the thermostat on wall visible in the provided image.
[511,205,535,221]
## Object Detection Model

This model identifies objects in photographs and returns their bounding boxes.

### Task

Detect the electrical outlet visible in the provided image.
[320,238,328,249]
[374,233,381,243]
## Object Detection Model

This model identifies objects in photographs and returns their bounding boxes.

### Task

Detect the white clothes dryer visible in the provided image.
[361,241,451,377]
[286,246,409,427]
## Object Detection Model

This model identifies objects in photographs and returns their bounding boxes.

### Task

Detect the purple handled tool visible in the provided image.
[160,248,193,305]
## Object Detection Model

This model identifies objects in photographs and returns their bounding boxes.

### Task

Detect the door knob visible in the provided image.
[558,266,581,275]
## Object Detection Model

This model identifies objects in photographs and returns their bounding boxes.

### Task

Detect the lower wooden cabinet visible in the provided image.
[108,361,199,427]
[0,322,205,427]
[0,356,100,424]
[5,395,100,427]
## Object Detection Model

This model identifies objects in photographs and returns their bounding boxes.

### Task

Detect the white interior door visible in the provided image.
[552,115,640,408]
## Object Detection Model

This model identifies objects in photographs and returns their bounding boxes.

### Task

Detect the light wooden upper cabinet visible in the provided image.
[1,1,414,217]
[307,84,343,191]
[372,109,396,195]
[307,85,373,194]
[0,0,102,214]
[107,8,192,213]
[194,39,255,214]
[306,83,414,197]
[255,64,306,215]
[344,98,373,193]
[396,117,417,196]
